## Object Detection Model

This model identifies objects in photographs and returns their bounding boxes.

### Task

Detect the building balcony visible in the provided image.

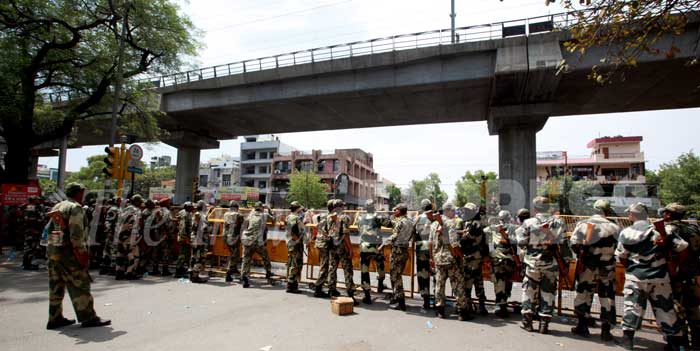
[241,141,279,150]
[240,158,273,165]
[240,173,272,179]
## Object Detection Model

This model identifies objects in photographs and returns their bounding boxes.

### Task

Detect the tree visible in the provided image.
[453,170,498,207]
[406,173,448,210]
[537,176,605,215]
[386,184,402,209]
[286,170,329,209]
[546,1,699,84]
[39,178,57,195]
[65,155,108,190]
[130,165,175,197]
[657,151,700,217]
[0,0,199,183]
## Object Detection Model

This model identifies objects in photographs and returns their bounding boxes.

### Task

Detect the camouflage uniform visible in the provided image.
[430,214,467,316]
[328,211,355,295]
[389,214,413,301]
[617,219,687,338]
[175,207,194,276]
[459,204,487,311]
[517,210,565,321]
[241,209,273,283]
[484,215,519,308]
[115,204,141,278]
[285,212,306,285]
[190,208,211,281]
[100,203,120,274]
[356,210,390,293]
[150,205,174,275]
[22,200,44,269]
[570,213,620,328]
[313,213,332,291]
[46,198,97,323]
[414,209,434,306]
[223,207,244,278]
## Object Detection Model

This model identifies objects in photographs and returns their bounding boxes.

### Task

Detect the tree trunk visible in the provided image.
[2,138,32,184]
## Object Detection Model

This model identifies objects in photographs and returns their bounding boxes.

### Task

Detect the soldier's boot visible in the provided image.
[80,317,111,328]
[242,276,250,288]
[620,330,634,350]
[46,317,76,330]
[422,296,431,310]
[435,305,446,319]
[115,271,126,280]
[362,290,372,304]
[600,322,614,342]
[125,272,141,280]
[225,270,234,283]
[22,257,38,270]
[173,267,186,278]
[286,282,301,294]
[314,285,329,298]
[539,317,551,335]
[521,313,535,332]
[347,291,360,306]
[392,298,406,311]
[99,258,111,275]
[571,314,591,338]
[458,308,475,321]
[376,280,386,294]
[328,289,341,297]
[149,267,161,276]
[161,265,172,277]
[665,336,687,351]
[495,304,510,318]
[478,300,488,316]
[265,271,275,285]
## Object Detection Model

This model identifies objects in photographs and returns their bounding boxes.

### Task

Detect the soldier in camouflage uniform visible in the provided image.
[190,200,211,283]
[356,199,390,304]
[430,203,468,320]
[309,200,334,298]
[174,202,195,278]
[458,202,488,318]
[386,203,413,311]
[484,210,519,318]
[99,197,121,275]
[285,201,306,293]
[22,196,43,270]
[223,201,244,283]
[414,199,436,310]
[148,198,174,276]
[327,200,357,304]
[661,203,700,349]
[617,202,688,350]
[517,196,565,334]
[569,199,620,341]
[139,199,157,275]
[240,201,274,288]
[115,195,144,280]
[45,183,110,330]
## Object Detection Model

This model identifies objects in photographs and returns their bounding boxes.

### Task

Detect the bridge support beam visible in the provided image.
[488,104,549,213]
[163,130,220,205]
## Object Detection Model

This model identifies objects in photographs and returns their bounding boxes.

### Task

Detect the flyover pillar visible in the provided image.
[163,130,220,205]
[488,104,549,213]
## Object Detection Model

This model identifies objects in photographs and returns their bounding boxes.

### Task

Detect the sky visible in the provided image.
[38,0,700,199]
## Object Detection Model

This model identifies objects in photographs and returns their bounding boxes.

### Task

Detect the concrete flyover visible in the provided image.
[156,12,700,207]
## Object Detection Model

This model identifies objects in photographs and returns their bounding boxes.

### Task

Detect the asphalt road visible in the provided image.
[0,255,666,351]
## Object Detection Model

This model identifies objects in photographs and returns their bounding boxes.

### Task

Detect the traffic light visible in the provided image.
[103,146,122,179]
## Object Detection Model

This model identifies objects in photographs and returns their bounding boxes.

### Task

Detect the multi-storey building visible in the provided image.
[149,155,172,169]
[270,149,378,209]
[199,155,240,188]
[375,177,396,211]
[239,135,295,203]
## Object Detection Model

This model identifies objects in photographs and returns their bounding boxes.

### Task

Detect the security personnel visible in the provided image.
[151,198,174,276]
[223,201,244,283]
[327,200,357,305]
[617,202,687,350]
[309,200,335,298]
[45,183,110,329]
[99,197,121,275]
[661,203,700,349]
[285,201,306,293]
[568,199,620,341]
[517,196,565,334]
[115,195,144,280]
[356,199,391,304]
[174,202,195,278]
[240,201,274,288]
[484,210,519,318]
[459,202,488,318]
[190,200,211,283]
[385,203,413,311]
[414,199,436,310]
[139,199,158,275]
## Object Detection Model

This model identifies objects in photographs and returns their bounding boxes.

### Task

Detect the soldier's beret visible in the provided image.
[659,202,686,215]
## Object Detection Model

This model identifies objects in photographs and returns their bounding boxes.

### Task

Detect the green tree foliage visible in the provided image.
[39,178,57,195]
[386,184,402,209]
[131,165,175,198]
[65,155,107,190]
[0,0,199,182]
[286,170,329,209]
[406,173,448,210]
[657,151,700,217]
[546,1,699,84]
[537,177,605,215]
[453,170,498,207]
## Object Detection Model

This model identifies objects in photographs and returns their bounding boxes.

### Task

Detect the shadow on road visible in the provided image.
[56,326,127,344]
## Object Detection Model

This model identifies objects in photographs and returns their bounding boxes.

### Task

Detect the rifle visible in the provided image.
[653,219,678,278]
[498,224,521,271]
[541,222,571,289]
[47,210,92,281]
[574,223,595,283]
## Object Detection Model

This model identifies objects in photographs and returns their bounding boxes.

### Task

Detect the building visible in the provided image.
[36,164,59,182]
[239,135,295,203]
[199,154,240,188]
[149,155,172,168]
[270,148,378,209]
[375,177,396,211]
[537,136,646,184]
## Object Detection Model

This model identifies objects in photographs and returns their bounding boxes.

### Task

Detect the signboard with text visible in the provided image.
[218,186,260,201]
[1,182,41,205]
[148,187,174,201]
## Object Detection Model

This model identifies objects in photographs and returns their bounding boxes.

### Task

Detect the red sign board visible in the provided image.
[220,193,242,201]
[1,182,40,205]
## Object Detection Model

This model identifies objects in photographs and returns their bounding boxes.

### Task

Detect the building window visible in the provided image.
[244,166,255,175]
[222,174,231,187]
[347,161,351,174]
[198,175,208,187]
[317,160,325,173]
[244,152,255,161]
[258,165,269,174]
[333,160,340,172]
[258,181,267,189]
[243,180,254,187]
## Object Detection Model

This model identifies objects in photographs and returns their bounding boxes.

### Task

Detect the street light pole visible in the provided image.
[450,0,456,43]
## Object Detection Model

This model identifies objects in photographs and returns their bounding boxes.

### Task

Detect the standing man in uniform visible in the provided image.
[223,201,244,283]
[517,196,565,334]
[22,196,43,270]
[99,197,121,276]
[45,183,110,330]
[661,203,700,349]
[327,199,357,304]
[309,200,334,298]
[285,201,306,294]
[617,202,688,350]
[429,203,469,320]
[484,210,519,318]
[240,201,274,288]
[190,200,211,283]
[569,199,620,341]
[356,199,390,304]
[115,195,143,280]
[149,198,174,276]
[459,202,489,317]
[174,202,194,278]
[385,203,413,311]
[414,199,436,310]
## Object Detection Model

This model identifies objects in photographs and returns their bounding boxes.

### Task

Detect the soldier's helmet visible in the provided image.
[498,210,512,223]
[130,194,144,206]
[659,202,686,216]
[593,199,612,213]
[159,198,171,207]
[364,199,375,211]
[516,208,530,218]
[395,203,408,212]
[254,201,264,210]
[532,196,550,211]
[228,200,239,209]
[420,199,433,211]
[289,201,302,211]
[196,200,206,211]
[145,199,156,208]
[183,201,193,209]
[335,200,346,209]
[442,202,456,212]
[625,202,648,216]
[65,182,86,198]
